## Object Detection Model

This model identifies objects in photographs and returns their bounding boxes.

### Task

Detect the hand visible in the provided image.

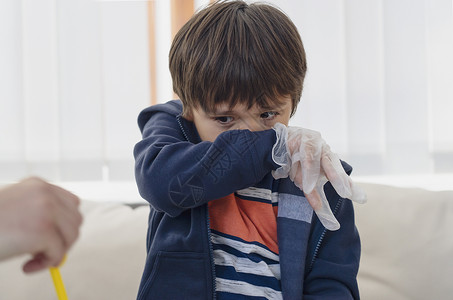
[0,177,83,273]
[272,123,366,230]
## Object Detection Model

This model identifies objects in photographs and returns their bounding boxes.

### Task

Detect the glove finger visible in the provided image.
[300,143,321,194]
[305,189,322,211]
[321,146,367,204]
[321,150,352,199]
[313,177,340,231]
[271,123,291,180]
[290,162,303,190]
[350,182,367,204]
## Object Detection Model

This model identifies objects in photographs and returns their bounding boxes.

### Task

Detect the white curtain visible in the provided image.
[277,0,453,176]
[1,0,452,182]
[0,0,150,181]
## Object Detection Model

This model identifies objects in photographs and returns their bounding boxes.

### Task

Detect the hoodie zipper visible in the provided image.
[176,115,217,299]
[308,197,344,271]
[206,208,217,300]
[176,116,190,142]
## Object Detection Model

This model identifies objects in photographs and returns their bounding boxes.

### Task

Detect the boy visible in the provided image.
[134,1,363,299]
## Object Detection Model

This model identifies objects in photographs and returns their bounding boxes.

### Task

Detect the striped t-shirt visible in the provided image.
[208,187,282,299]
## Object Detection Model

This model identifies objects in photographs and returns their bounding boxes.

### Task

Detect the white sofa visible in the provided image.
[0,182,452,299]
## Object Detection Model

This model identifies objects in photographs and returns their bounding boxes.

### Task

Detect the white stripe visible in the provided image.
[213,249,281,280]
[216,278,283,299]
[211,233,279,262]
[236,187,279,203]
[271,192,279,204]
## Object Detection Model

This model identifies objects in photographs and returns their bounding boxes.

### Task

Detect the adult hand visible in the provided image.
[272,123,366,230]
[0,177,82,273]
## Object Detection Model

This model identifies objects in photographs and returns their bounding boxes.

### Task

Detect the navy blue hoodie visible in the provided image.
[134,100,360,300]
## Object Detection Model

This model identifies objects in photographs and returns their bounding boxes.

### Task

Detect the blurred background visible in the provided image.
[1,0,452,192]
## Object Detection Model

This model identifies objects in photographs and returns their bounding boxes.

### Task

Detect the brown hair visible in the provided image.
[169,0,307,117]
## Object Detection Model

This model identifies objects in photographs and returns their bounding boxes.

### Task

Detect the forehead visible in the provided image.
[209,96,292,114]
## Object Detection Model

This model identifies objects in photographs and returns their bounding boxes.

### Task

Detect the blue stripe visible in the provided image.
[216,265,281,291]
[217,291,268,300]
[211,230,278,256]
[278,193,313,222]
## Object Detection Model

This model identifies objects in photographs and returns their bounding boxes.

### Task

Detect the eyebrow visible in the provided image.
[259,104,277,110]
[209,101,289,116]
[208,109,235,116]
[260,102,289,111]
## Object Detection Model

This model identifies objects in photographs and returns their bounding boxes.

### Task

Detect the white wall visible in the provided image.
[1,0,452,182]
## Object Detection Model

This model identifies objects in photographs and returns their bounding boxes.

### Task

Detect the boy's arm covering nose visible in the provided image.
[134,101,280,217]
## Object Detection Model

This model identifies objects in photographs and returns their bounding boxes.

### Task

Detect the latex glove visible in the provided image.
[272,123,367,230]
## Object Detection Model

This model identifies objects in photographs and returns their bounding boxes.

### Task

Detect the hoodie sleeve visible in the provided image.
[303,181,361,300]
[133,105,280,217]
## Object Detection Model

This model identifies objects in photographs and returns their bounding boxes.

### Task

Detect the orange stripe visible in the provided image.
[208,194,279,254]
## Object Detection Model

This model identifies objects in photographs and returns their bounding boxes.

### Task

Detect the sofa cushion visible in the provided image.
[0,200,149,300]
[355,183,453,300]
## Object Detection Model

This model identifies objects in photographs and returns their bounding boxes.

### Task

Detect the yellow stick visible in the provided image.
[49,256,68,300]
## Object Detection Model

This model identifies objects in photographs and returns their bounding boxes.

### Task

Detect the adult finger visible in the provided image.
[48,182,80,210]
[53,202,82,252]
[22,227,66,273]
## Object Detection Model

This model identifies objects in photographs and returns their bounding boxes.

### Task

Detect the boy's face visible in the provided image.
[188,95,292,142]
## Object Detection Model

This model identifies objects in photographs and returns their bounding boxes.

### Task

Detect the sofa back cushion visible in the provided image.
[355,183,453,300]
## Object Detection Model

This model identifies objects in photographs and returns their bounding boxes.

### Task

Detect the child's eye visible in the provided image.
[214,116,234,124]
[260,111,279,120]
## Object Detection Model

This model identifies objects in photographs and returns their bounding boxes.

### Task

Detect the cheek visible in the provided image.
[280,119,290,126]
[198,124,224,142]
[275,113,291,126]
